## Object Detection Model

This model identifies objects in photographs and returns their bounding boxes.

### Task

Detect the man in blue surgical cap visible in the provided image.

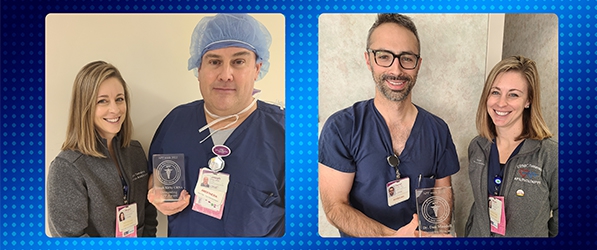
[147,14,284,237]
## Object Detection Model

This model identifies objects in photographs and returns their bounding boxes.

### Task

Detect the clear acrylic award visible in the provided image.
[415,186,453,236]
[152,153,185,202]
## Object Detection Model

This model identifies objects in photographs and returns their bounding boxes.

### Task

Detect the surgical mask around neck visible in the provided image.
[198,98,257,143]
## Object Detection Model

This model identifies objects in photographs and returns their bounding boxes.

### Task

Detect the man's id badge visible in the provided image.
[192,167,230,219]
[489,195,506,235]
[115,203,138,237]
[387,178,410,207]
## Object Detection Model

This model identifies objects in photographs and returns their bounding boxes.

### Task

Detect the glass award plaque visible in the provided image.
[415,186,453,236]
[152,153,185,202]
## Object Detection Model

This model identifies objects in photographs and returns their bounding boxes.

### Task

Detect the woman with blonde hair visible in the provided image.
[465,55,557,237]
[47,61,157,237]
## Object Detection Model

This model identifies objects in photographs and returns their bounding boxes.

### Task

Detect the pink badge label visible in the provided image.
[489,196,506,235]
[115,203,138,237]
[192,168,230,220]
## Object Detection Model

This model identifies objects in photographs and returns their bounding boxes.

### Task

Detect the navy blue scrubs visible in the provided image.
[319,99,459,235]
[149,100,285,237]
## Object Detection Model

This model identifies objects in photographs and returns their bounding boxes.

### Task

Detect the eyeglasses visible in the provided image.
[367,49,420,69]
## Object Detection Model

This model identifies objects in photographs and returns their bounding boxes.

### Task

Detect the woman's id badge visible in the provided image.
[489,196,506,235]
[115,203,138,237]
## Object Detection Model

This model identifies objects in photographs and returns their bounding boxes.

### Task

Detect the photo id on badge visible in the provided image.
[192,167,230,219]
[115,203,138,237]
[387,177,410,207]
[489,195,506,235]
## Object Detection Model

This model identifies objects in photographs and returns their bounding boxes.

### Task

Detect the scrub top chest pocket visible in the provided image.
[223,181,283,236]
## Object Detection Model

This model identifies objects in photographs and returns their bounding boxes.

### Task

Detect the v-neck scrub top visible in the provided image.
[319,99,460,234]
[148,100,285,237]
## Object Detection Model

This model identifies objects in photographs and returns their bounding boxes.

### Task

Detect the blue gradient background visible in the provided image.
[1,0,596,249]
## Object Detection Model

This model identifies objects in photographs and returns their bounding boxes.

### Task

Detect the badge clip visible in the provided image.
[208,145,231,172]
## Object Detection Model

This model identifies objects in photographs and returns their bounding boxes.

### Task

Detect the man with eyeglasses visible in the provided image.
[319,14,460,237]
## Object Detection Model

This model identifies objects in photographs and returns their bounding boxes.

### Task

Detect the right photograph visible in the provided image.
[318,14,558,237]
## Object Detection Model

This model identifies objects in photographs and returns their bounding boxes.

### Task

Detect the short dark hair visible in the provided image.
[367,14,421,55]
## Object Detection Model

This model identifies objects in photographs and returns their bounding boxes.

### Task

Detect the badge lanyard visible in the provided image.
[488,140,525,196]
[120,175,129,204]
[493,174,503,196]
[112,146,136,237]
[114,154,129,204]
[487,140,524,236]
[105,140,129,203]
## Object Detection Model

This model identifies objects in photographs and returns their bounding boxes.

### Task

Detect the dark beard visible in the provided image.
[374,73,416,102]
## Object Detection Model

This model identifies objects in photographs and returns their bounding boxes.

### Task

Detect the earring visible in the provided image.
[525,104,530,108]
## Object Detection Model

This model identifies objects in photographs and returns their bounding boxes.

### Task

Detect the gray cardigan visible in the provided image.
[465,136,558,237]
[47,137,157,237]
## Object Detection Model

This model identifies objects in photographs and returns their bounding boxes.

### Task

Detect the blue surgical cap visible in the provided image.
[188,14,272,81]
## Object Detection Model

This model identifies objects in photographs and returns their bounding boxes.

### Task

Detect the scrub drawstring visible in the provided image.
[198,98,257,143]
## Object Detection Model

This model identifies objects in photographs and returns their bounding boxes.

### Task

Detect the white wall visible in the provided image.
[45,14,285,237]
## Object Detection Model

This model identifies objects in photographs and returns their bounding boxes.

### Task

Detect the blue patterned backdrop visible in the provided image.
[1,0,596,249]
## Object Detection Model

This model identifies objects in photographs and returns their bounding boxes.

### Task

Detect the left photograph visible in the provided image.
[45,14,286,237]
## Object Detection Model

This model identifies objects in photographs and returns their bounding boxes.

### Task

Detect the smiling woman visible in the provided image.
[318,14,558,237]
[45,13,285,237]
[46,61,157,237]
[466,55,557,237]
[94,77,127,145]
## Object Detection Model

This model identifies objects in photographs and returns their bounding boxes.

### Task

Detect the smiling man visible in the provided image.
[146,14,285,237]
[318,14,460,237]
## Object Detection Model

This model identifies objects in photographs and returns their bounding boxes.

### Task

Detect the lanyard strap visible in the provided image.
[488,139,525,196]
[120,175,128,204]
